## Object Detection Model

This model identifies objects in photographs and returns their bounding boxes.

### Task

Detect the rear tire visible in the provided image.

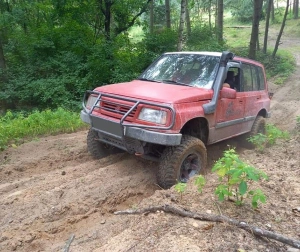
[87,128,117,159]
[157,135,207,189]
[242,116,266,149]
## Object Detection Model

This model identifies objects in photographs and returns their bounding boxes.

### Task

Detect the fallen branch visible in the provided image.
[63,234,75,252]
[115,204,300,249]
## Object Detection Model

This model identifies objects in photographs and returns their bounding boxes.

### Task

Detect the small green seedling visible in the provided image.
[194,175,206,193]
[212,148,268,208]
[174,182,187,201]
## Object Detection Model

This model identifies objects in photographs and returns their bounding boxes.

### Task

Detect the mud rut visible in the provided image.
[0,36,300,251]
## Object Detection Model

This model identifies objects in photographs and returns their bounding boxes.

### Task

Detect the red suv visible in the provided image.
[81,51,271,188]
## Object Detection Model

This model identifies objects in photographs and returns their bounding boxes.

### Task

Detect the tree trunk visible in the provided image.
[186,0,191,37]
[0,33,6,70]
[272,0,290,58]
[165,0,171,28]
[263,0,272,53]
[208,0,212,30]
[177,0,186,51]
[217,0,223,43]
[294,0,299,18]
[249,0,263,59]
[271,0,275,22]
[99,0,114,40]
[150,0,154,33]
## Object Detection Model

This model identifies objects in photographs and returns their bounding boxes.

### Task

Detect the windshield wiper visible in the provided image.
[162,79,191,86]
[137,78,161,83]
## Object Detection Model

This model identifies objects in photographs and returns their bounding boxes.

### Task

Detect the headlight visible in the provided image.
[138,108,167,124]
[86,95,99,110]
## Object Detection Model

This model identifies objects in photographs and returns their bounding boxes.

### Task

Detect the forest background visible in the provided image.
[0,0,298,112]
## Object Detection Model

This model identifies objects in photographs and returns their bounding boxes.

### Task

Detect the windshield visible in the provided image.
[139,53,220,89]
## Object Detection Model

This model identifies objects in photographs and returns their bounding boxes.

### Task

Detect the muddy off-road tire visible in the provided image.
[157,135,207,189]
[242,116,266,149]
[87,128,117,159]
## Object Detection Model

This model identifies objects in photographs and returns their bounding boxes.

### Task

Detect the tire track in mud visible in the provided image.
[0,131,159,251]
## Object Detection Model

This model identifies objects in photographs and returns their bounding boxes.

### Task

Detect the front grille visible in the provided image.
[101,99,137,120]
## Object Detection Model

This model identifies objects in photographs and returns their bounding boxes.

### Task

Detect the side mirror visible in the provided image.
[220,87,237,99]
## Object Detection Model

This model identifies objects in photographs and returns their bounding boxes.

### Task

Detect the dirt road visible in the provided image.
[0,38,300,251]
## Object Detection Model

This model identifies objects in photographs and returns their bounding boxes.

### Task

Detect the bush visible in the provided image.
[247,124,290,152]
[185,25,226,51]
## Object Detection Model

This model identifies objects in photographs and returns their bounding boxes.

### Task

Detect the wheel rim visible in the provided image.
[179,153,201,183]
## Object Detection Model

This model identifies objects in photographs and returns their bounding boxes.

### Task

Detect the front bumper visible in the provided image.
[80,110,182,147]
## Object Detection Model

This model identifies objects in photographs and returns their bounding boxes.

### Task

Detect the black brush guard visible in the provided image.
[82,90,179,154]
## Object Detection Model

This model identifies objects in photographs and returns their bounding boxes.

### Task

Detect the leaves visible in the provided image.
[174,182,187,194]
[194,175,206,193]
[213,148,267,208]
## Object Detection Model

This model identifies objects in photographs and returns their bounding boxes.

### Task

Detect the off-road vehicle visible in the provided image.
[80,51,271,189]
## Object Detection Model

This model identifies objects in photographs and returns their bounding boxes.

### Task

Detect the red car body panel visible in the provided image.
[95,80,213,104]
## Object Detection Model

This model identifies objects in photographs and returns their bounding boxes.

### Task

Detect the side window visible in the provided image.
[257,67,266,90]
[242,64,253,91]
[242,64,263,91]
[252,66,259,91]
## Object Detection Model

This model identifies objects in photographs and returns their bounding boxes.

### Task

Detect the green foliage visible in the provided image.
[247,133,268,152]
[194,175,206,193]
[249,189,267,209]
[142,29,178,56]
[248,124,290,151]
[185,25,226,51]
[265,124,290,145]
[0,108,86,151]
[224,0,258,23]
[212,148,268,208]
[230,47,296,82]
[174,182,187,201]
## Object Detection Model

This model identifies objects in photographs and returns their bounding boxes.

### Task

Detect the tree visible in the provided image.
[293,0,299,19]
[249,0,263,59]
[99,0,152,40]
[272,0,290,58]
[178,0,187,51]
[216,0,224,43]
[165,0,171,28]
[263,0,272,54]
[186,0,191,37]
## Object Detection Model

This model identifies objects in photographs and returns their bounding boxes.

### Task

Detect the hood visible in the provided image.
[94,80,213,104]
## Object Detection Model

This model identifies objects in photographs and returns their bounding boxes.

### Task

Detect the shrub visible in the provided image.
[0,108,86,151]
[212,148,268,208]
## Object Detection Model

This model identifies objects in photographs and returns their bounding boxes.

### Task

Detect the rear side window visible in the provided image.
[257,67,266,90]
[241,63,265,91]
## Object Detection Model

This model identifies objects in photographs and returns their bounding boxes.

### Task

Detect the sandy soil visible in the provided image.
[0,35,300,251]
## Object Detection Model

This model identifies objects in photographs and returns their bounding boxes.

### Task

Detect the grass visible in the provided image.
[0,108,87,151]
[224,15,297,83]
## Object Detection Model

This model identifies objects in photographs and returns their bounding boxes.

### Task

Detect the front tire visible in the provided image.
[157,135,207,189]
[87,128,116,159]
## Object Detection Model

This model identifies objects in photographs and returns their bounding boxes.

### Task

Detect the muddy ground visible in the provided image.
[0,34,300,251]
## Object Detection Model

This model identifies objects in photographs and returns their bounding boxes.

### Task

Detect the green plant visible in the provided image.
[266,124,290,145]
[0,108,87,151]
[248,124,290,151]
[194,175,206,193]
[174,182,187,201]
[212,148,268,208]
[247,133,268,152]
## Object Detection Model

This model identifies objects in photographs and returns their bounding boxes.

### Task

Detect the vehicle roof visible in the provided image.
[164,51,222,57]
